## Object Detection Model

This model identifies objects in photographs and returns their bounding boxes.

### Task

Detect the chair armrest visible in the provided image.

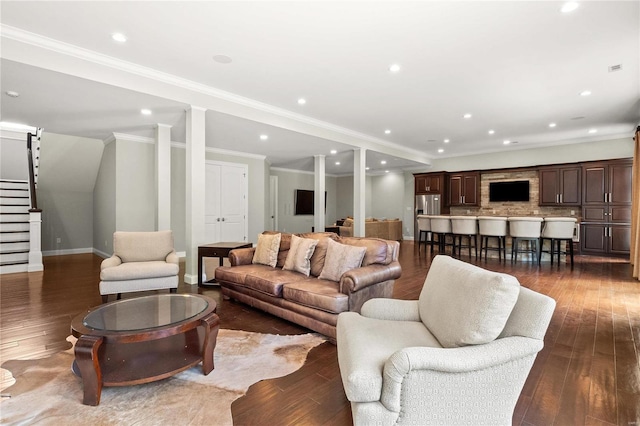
[361,299,420,322]
[165,250,179,265]
[229,247,256,266]
[340,261,402,293]
[101,255,122,270]
[381,336,543,413]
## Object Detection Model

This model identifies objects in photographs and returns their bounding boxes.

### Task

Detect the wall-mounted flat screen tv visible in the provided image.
[294,189,327,215]
[489,181,530,202]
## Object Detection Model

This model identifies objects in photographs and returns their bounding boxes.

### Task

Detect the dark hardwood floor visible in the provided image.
[1,242,639,425]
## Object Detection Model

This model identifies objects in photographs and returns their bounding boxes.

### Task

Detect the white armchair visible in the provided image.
[337,255,555,425]
[99,231,179,302]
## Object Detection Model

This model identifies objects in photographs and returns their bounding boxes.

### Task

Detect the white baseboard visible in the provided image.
[183,273,198,285]
[43,248,94,257]
[403,236,415,241]
[93,248,111,258]
[0,264,28,274]
[177,251,186,258]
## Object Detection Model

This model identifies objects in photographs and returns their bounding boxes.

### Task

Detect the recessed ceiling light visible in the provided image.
[389,64,401,73]
[140,108,152,115]
[560,2,579,13]
[365,167,370,170]
[580,90,592,97]
[5,91,19,98]
[488,129,495,135]
[384,129,391,134]
[463,113,472,119]
[335,162,340,165]
[380,160,387,165]
[212,55,233,64]
[260,134,269,141]
[330,149,337,154]
[588,129,598,134]
[112,32,127,42]
[503,140,511,145]
[297,98,306,105]
[549,123,557,128]
[444,139,450,143]
[385,170,389,173]
[437,148,444,153]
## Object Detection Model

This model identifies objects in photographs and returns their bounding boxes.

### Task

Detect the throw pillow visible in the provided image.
[419,255,520,348]
[318,238,366,282]
[283,234,319,276]
[252,233,281,267]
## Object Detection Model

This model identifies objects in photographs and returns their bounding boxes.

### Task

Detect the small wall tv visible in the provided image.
[294,189,327,215]
[489,181,530,202]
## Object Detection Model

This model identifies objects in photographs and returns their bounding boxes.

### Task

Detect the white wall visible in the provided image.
[93,140,116,254]
[0,130,29,180]
[270,168,338,233]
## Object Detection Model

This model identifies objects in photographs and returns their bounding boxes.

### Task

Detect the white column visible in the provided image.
[353,148,366,237]
[27,210,43,272]
[155,124,171,231]
[314,155,326,232]
[185,106,207,285]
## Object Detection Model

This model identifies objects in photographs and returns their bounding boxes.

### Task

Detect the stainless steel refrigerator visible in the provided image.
[415,194,441,241]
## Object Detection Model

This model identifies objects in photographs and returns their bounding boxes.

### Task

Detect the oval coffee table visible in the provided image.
[71,293,219,406]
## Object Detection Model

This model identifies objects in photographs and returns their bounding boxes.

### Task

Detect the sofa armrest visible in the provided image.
[340,261,402,293]
[229,247,256,266]
[165,250,179,265]
[381,336,543,413]
[101,255,122,270]
[361,299,420,322]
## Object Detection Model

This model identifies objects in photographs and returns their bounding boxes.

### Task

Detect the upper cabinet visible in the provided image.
[414,173,444,194]
[582,160,633,205]
[448,172,479,206]
[539,166,581,206]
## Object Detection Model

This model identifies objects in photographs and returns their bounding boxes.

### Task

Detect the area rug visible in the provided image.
[0,330,326,425]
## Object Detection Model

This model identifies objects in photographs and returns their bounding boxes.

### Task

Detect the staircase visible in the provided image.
[0,180,31,273]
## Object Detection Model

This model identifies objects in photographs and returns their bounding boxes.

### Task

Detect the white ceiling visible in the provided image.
[1,1,638,174]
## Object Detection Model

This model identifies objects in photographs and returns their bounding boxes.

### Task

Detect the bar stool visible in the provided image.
[416,215,430,253]
[478,216,508,261]
[450,216,478,258]
[508,217,544,265]
[429,216,453,253]
[539,217,577,267]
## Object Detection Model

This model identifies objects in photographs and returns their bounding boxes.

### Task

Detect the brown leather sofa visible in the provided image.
[215,232,401,342]
[338,218,403,241]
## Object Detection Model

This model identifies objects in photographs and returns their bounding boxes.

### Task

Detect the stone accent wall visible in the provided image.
[450,170,581,220]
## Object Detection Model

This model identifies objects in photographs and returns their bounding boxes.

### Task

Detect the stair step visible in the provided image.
[0,195,30,199]
[0,223,29,232]
[0,233,29,242]
[0,205,29,213]
[0,188,29,196]
[0,252,29,263]
[0,182,29,191]
[0,242,29,251]
[0,249,29,255]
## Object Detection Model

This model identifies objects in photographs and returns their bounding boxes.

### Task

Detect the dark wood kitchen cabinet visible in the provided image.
[448,172,479,206]
[414,173,444,195]
[539,166,581,206]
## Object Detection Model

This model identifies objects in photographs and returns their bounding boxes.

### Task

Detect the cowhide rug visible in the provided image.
[0,330,326,425]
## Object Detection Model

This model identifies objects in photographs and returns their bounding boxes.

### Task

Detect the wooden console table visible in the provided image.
[198,242,252,287]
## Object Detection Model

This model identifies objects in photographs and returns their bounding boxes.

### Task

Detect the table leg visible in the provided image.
[200,312,220,375]
[197,250,203,284]
[75,335,104,406]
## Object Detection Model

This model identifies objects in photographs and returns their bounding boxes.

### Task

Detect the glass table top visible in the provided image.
[83,294,209,331]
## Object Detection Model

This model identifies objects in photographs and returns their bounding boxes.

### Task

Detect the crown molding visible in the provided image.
[1,24,430,165]
[168,141,266,161]
[270,167,339,178]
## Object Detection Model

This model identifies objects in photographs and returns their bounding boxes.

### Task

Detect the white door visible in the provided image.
[204,165,221,243]
[219,165,246,241]
[205,161,248,243]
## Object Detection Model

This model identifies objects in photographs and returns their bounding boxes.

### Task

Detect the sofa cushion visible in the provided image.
[100,261,178,281]
[339,237,389,266]
[215,264,270,285]
[245,269,309,297]
[283,234,318,276]
[114,230,174,263]
[252,233,281,267]
[283,279,349,314]
[319,238,366,282]
[419,255,520,348]
[297,233,339,277]
[337,312,442,402]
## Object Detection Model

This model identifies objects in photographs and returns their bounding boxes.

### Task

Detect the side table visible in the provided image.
[198,242,252,287]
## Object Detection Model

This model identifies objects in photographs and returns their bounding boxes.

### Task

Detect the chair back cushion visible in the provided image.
[419,255,520,348]
[114,230,175,263]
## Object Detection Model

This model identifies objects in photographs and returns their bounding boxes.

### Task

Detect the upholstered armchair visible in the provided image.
[99,230,179,302]
[337,255,555,425]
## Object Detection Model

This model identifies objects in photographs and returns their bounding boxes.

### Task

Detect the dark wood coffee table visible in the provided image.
[198,241,252,286]
[71,294,219,406]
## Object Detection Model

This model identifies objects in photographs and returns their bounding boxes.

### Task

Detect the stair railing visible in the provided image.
[26,129,42,212]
